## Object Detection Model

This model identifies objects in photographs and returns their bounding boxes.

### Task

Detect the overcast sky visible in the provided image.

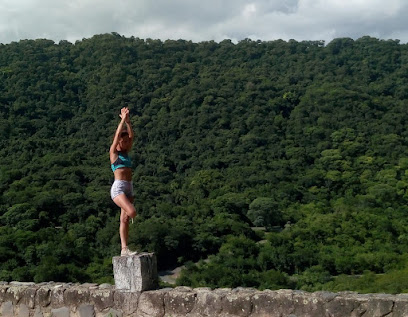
[1,0,408,45]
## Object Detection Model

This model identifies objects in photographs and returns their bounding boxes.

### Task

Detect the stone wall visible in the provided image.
[1,281,408,317]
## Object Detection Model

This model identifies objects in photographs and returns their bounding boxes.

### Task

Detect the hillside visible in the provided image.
[1,34,408,292]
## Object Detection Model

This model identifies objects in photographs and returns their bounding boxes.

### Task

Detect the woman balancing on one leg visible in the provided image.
[110,107,138,256]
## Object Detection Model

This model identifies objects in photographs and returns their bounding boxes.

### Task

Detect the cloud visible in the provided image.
[0,0,407,44]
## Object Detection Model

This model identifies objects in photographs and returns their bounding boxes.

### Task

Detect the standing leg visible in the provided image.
[120,208,130,249]
[113,194,137,252]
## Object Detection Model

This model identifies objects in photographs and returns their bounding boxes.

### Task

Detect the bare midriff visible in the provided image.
[114,167,132,181]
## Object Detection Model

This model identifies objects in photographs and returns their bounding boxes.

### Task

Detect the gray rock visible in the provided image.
[78,304,95,317]
[90,289,115,311]
[393,298,408,317]
[221,290,253,317]
[50,286,65,307]
[103,308,122,317]
[359,298,394,317]
[136,290,166,317]
[0,281,8,285]
[164,289,197,316]
[173,286,193,292]
[292,292,327,317]
[190,289,223,317]
[33,307,43,317]
[251,290,294,317]
[20,286,38,309]
[325,294,364,317]
[64,286,91,306]
[113,290,140,316]
[17,304,30,317]
[0,285,9,303]
[51,307,70,317]
[112,253,158,292]
[4,286,26,304]
[0,301,14,317]
[35,287,51,307]
[99,284,112,289]
[10,282,35,287]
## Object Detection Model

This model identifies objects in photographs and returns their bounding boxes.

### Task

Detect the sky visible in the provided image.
[1,0,408,45]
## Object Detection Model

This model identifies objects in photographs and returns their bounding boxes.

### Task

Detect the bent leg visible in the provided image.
[113,194,136,218]
[113,194,137,250]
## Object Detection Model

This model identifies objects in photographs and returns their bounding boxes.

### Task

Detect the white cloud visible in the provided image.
[0,0,407,44]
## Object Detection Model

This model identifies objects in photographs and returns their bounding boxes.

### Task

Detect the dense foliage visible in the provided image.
[1,34,408,292]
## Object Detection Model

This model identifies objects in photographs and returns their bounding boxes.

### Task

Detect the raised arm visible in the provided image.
[125,110,134,143]
[110,107,128,156]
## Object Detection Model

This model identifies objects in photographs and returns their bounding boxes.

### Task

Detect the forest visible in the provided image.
[1,33,408,293]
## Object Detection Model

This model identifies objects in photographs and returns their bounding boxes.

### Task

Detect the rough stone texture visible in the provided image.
[112,253,158,292]
[16,304,29,317]
[1,283,408,316]
[50,285,65,308]
[135,290,165,317]
[64,286,91,307]
[78,304,95,317]
[4,286,26,304]
[0,301,14,317]
[164,288,197,317]
[35,287,51,307]
[51,307,70,317]
[33,307,43,317]
[113,290,140,316]
[90,289,115,312]
[292,291,327,317]
[19,287,38,309]
[101,308,122,317]
[190,288,223,317]
[251,289,294,317]
[221,289,254,317]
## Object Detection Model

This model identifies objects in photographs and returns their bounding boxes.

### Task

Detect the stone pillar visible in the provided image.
[112,252,158,292]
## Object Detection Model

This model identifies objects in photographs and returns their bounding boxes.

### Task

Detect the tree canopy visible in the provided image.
[1,34,408,292]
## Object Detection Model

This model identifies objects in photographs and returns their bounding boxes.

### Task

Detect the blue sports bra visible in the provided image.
[111,152,132,172]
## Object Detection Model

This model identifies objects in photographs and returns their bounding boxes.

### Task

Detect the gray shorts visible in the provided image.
[111,180,134,200]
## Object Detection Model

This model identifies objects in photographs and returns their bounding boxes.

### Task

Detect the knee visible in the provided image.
[120,213,130,224]
[128,208,136,219]
[125,206,136,219]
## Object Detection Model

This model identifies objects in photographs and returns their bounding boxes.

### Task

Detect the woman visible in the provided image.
[110,107,138,256]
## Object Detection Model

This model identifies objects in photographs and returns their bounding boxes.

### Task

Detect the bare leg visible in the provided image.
[120,208,129,249]
[113,194,136,249]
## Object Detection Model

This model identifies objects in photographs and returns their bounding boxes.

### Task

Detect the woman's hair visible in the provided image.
[120,131,129,138]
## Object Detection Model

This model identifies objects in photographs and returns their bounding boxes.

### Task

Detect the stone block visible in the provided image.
[0,301,14,317]
[190,288,223,317]
[0,285,9,303]
[50,286,65,308]
[36,287,51,307]
[101,308,122,317]
[51,307,70,317]
[20,286,38,309]
[292,291,327,317]
[17,304,30,317]
[113,290,140,315]
[4,286,26,304]
[78,304,95,317]
[112,253,158,292]
[164,288,197,316]
[33,307,44,317]
[90,289,115,312]
[136,290,166,317]
[64,286,91,307]
[251,290,293,317]
[325,293,365,317]
[221,289,253,317]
